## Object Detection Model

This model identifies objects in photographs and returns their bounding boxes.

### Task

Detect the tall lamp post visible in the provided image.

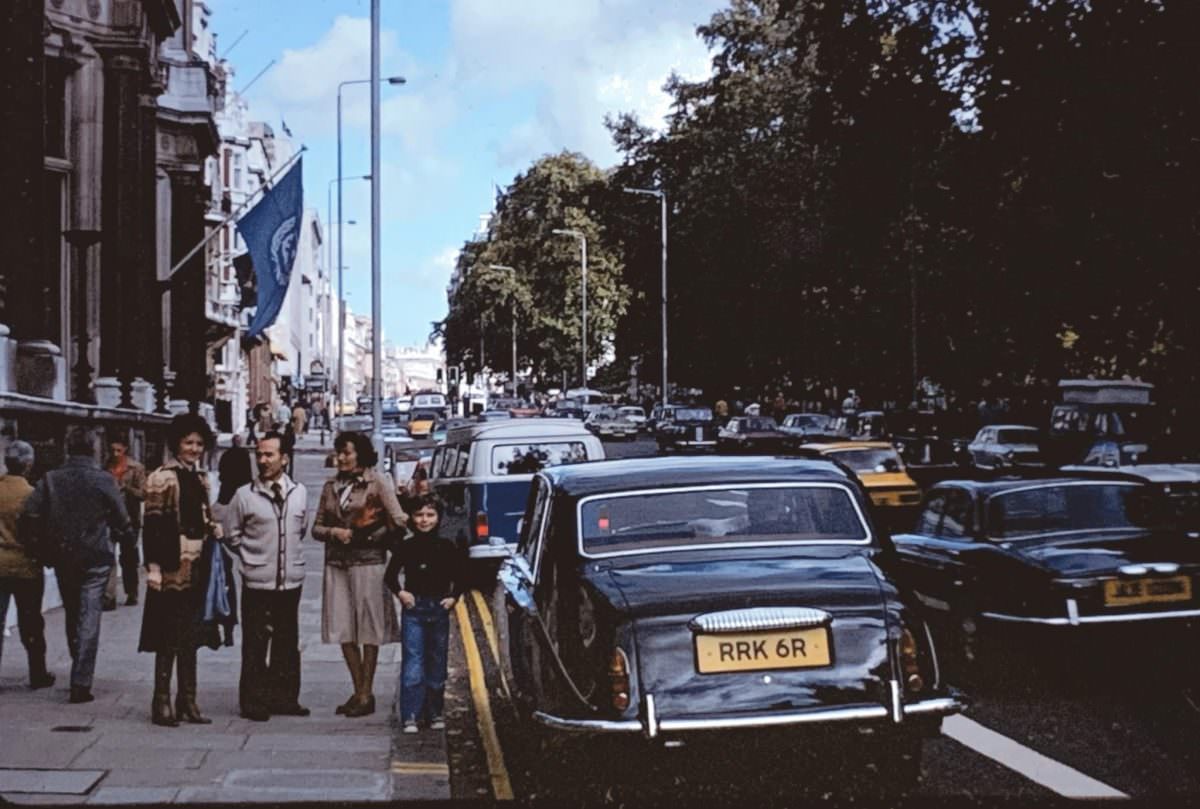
[622,186,668,407]
[487,264,519,393]
[551,228,587,388]
[337,71,404,429]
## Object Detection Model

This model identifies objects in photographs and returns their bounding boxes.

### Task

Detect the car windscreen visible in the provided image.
[491,442,590,475]
[996,428,1040,445]
[988,483,1164,539]
[826,447,902,473]
[787,414,830,429]
[675,408,713,421]
[744,417,779,431]
[580,485,869,557]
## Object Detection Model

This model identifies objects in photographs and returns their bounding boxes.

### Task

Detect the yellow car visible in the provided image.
[801,441,922,509]
[408,417,436,439]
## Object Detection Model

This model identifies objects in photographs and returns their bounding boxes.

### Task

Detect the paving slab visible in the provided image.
[87,786,180,804]
[241,732,390,753]
[0,769,106,795]
[88,731,248,752]
[71,747,206,771]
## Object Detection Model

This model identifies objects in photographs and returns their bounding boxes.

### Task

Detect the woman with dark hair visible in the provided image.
[139,413,229,727]
[312,431,406,717]
[384,493,464,733]
[211,442,252,647]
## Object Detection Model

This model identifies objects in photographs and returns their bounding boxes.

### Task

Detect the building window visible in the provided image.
[233,153,243,189]
[44,60,68,159]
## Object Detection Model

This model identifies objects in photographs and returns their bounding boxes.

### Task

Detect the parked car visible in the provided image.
[494,456,962,790]
[778,412,834,439]
[584,409,638,441]
[430,419,605,578]
[654,406,718,452]
[802,441,922,531]
[716,416,788,454]
[966,425,1045,470]
[1062,440,1200,528]
[479,409,514,422]
[890,475,1200,663]
[617,405,647,430]
[647,402,689,433]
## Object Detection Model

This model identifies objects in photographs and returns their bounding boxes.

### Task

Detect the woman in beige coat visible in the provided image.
[312,432,406,717]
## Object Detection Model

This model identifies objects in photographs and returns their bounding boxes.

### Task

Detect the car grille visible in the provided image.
[688,607,832,633]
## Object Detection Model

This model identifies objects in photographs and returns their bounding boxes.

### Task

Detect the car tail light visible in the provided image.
[608,648,630,711]
[899,627,924,692]
[475,512,489,540]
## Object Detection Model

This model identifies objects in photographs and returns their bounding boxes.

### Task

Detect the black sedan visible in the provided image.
[716,416,790,453]
[654,405,719,452]
[494,456,962,792]
[890,476,1200,659]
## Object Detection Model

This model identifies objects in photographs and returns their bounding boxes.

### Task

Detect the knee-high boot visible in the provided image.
[174,647,212,724]
[152,652,178,727]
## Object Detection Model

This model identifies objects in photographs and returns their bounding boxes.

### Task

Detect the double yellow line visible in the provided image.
[455,592,514,800]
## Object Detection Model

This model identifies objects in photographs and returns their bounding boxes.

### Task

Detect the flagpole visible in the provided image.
[165,145,307,282]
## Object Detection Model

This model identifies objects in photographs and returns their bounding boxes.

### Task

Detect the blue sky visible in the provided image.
[207,0,723,347]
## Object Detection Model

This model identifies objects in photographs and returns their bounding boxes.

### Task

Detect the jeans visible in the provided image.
[399,595,451,722]
[56,564,111,689]
[240,587,303,712]
[0,575,47,672]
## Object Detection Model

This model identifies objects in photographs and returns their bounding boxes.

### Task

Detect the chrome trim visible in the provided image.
[1066,598,1080,627]
[530,698,963,736]
[689,607,832,634]
[468,544,515,560]
[922,621,942,690]
[981,607,1200,625]
[576,482,873,561]
[645,694,658,739]
[890,679,903,724]
[1119,562,1180,577]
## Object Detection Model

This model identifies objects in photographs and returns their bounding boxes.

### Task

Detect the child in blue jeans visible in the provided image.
[384,494,465,733]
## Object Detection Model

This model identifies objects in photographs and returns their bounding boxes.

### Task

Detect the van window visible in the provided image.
[491,442,589,476]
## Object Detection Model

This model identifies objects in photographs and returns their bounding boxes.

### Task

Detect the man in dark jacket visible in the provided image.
[22,427,133,703]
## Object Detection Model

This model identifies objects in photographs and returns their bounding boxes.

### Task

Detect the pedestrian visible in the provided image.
[102,436,146,610]
[312,431,406,718]
[275,400,291,429]
[212,441,253,647]
[225,432,310,721]
[281,422,297,476]
[21,428,133,704]
[138,414,227,727]
[292,402,308,436]
[0,441,55,690]
[384,494,464,734]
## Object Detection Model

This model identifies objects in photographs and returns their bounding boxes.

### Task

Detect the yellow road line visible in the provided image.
[455,599,514,800]
[391,762,451,775]
[470,589,511,700]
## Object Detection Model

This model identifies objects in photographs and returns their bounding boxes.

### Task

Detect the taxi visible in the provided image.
[408,415,437,439]
[801,441,922,510]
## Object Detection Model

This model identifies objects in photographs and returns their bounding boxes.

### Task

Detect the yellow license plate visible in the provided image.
[1103,575,1192,607]
[694,627,831,674]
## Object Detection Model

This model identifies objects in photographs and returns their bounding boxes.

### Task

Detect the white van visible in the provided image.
[430,419,604,573]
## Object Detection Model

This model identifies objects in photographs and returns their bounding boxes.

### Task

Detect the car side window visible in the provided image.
[518,477,550,571]
[916,493,947,535]
[939,490,974,539]
[438,445,458,477]
[429,448,444,479]
[453,442,471,477]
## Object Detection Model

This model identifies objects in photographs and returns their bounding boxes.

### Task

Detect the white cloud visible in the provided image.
[450,0,721,167]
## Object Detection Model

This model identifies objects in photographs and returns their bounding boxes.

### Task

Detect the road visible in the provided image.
[442,435,1200,803]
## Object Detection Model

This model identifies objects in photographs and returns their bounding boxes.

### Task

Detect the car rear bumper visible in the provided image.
[982,604,1200,626]
[532,691,962,739]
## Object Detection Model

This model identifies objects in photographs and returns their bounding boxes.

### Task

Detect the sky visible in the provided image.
[206,0,724,347]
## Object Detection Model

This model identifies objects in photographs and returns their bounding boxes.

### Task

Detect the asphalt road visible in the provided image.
[443,435,1200,803]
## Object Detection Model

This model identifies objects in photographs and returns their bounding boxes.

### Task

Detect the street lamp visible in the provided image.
[336,72,404,427]
[622,186,669,407]
[487,264,519,394]
[325,176,366,273]
[551,228,587,388]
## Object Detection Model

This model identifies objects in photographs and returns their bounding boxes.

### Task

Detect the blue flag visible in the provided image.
[238,157,303,338]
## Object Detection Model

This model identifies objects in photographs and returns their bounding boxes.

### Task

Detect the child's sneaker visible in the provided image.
[429,716,445,730]
[402,720,418,734]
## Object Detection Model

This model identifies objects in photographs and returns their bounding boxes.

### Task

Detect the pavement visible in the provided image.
[0,446,450,804]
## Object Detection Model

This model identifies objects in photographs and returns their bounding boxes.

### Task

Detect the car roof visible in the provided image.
[444,418,592,443]
[985,424,1040,431]
[540,455,856,498]
[805,441,894,451]
[928,473,1151,496]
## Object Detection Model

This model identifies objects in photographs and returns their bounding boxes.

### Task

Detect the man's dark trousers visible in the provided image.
[0,575,47,672]
[239,587,302,712]
[56,564,111,689]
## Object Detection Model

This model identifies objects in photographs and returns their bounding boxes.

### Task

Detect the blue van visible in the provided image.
[430,420,604,568]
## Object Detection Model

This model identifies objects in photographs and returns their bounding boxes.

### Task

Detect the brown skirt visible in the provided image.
[321,563,400,645]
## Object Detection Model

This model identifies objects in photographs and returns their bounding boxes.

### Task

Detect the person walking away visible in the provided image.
[138,414,228,727]
[22,428,133,703]
[225,432,309,721]
[103,437,146,610]
[313,432,406,717]
[292,403,308,436]
[0,441,54,689]
[384,494,464,733]
[212,441,253,647]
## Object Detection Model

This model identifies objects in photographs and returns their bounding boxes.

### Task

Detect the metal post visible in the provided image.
[660,191,668,408]
[337,89,344,423]
[511,298,517,396]
[581,236,587,388]
[369,0,383,462]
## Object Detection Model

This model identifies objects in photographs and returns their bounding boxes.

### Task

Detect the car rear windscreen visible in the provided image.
[988,483,1162,539]
[491,442,590,475]
[580,485,868,556]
